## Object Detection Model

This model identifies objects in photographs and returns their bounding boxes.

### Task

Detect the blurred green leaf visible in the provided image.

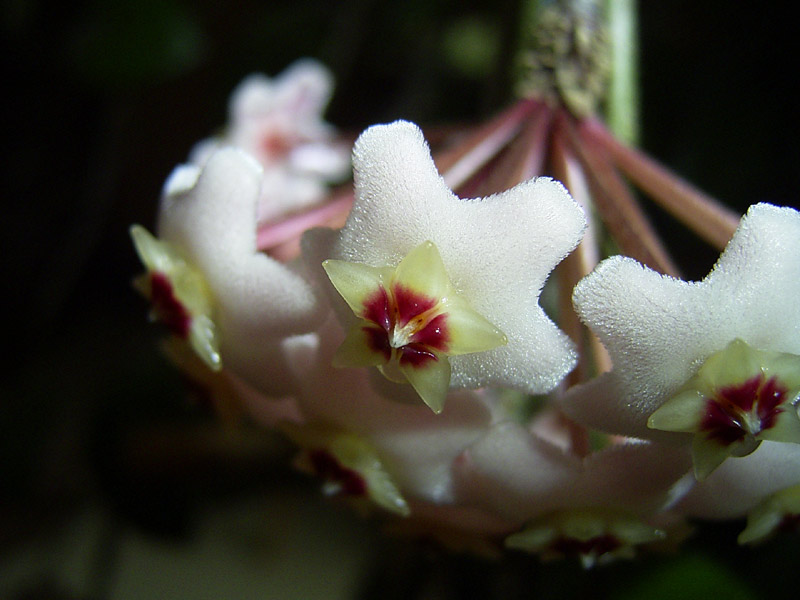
[611,553,758,600]
[441,16,499,78]
[68,0,205,90]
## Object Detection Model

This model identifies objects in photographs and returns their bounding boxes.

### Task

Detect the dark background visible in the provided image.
[2,1,799,598]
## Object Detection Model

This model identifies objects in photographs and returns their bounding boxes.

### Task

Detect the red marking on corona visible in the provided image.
[700,374,787,445]
[149,272,191,338]
[359,284,450,368]
[309,449,367,496]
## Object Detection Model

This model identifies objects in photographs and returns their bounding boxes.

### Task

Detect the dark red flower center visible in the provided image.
[700,373,787,445]
[308,449,367,496]
[360,284,450,368]
[149,272,191,338]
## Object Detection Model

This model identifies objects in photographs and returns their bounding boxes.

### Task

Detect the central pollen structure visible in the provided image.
[361,282,449,368]
[648,338,800,478]
[323,241,507,413]
[700,373,786,448]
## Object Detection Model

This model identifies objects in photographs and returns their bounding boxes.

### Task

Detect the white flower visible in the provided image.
[284,317,502,508]
[561,203,800,473]
[188,60,350,224]
[451,421,691,564]
[303,120,586,409]
[452,421,692,526]
[154,147,328,396]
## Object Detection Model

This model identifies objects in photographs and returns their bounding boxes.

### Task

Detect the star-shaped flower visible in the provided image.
[152,147,327,396]
[649,338,800,478]
[561,203,800,456]
[189,60,350,224]
[323,240,507,412]
[285,317,502,508]
[303,120,586,409]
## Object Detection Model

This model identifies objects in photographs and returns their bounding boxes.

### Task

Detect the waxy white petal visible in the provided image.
[676,441,800,519]
[157,148,327,396]
[453,421,692,526]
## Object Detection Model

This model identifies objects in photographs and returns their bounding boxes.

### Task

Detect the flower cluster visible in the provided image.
[131,59,800,565]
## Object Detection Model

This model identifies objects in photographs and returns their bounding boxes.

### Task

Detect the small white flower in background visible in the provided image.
[189,59,351,224]
[304,120,586,412]
[561,203,800,477]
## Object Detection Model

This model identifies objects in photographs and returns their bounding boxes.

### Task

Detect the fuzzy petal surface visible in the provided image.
[157,148,327,396]
[675,441,800,520]
[304,120,586,395]
[562,204,800,440]
[452,422,691,526]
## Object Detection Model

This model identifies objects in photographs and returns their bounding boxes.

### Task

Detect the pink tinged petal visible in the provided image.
[452,422,583,524]
[272,59,335,128]
[454,421,692,526]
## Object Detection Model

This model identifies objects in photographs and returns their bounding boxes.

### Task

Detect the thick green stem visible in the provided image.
[605,0,639,145]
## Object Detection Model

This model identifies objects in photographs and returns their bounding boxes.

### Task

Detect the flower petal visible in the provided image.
[157,148,327,396]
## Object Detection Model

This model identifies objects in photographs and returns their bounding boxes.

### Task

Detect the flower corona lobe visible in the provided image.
[323,240,506,413]
[648,339,800,479]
